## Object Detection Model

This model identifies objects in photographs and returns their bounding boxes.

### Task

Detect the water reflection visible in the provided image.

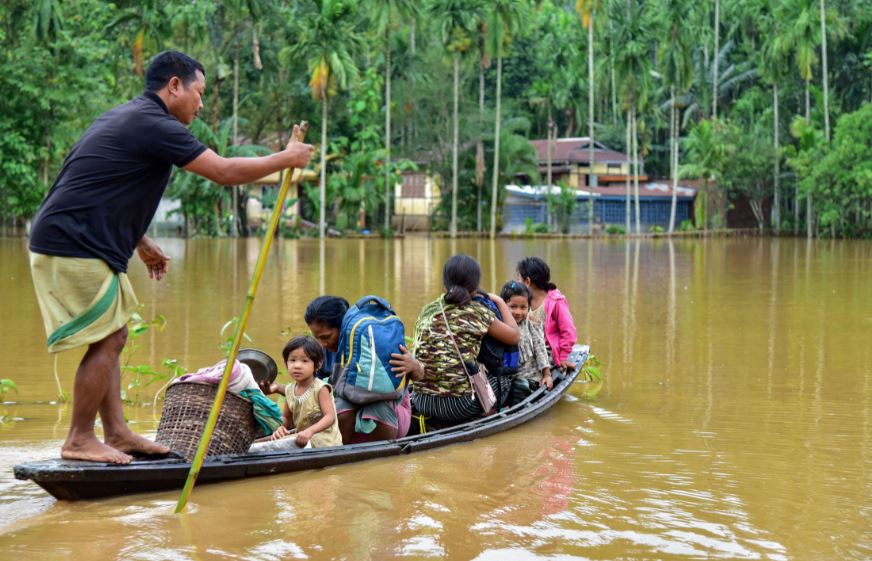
[667,240,676,378]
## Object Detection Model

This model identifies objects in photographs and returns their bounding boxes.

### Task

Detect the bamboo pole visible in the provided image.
[175,122,309,513]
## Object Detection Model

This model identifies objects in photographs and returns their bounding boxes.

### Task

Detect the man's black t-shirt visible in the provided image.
[29,91,206,273]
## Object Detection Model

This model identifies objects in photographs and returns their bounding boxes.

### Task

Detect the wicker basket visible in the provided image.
[155,382,259,461]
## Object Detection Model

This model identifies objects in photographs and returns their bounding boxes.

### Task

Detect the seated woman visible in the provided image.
[410,255,520,426]
[304,295,422,443]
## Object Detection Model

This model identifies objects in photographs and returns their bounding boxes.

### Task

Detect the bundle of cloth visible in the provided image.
[172,359,283,436]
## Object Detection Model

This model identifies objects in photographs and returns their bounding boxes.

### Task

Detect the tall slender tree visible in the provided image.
[614,0,650,233]
[712,0,720,118]
[290,0,360,238]
[488,0,526,239]
[819,0,830,143]
[576,0,600,233]
[371,0,419,234]
[225,0,268,236]
[682,118,730,230]
[658,0,695,233]
[430,0,480,238]
[475,13,490,233]
[759,2,789,232]
[774,0,845,236]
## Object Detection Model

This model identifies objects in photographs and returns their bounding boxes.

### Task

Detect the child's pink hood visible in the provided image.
[544,289,577,364]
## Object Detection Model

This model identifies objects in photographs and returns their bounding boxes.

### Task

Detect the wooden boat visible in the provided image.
[14,346,589,501]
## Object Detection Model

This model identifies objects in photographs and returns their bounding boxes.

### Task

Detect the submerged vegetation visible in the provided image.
[0,0,869,237]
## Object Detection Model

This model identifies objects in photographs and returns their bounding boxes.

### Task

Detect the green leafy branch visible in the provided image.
[0,378,17,400]
[580,353,603,382]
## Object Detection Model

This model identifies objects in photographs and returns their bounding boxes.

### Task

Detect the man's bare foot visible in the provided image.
[105,430,171,456]
[61,437,132,464]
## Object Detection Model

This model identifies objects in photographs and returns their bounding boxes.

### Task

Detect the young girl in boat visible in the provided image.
[500,280,552,404]
[269,335,343,448]
[411,255,520,425]
[516,257,578,372]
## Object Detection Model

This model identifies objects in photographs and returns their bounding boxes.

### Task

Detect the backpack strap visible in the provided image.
[354,295,395,315]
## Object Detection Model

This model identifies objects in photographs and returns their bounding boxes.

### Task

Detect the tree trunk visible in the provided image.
[610,49,618,126]
[547,116,555,231]
[625,111,631,234]
[805,77,813,239]
[669,84,678,230]
[606,18,618,127]
[806,192,813,239]
[793,184,800,235]
[820,0,830,143]
[320,96,328,239]
[476,59,486,233]
[384,28,392,233]
[632,106,641,234]
[450,53,459,238]
[772,83,781,232]
[702,178,709,230]
[547,103,553,191]
[409,19,416,55]
[489,56,503,239]
[231,49,240,237]
[587,12,595,234]
[712,0,720,119]
[805,77,810,122]
[750,197,765,230]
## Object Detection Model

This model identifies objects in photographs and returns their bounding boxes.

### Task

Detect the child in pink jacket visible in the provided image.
[516,257,578,371]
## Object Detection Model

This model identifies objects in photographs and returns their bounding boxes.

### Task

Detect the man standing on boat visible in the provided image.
[28,51,314,464]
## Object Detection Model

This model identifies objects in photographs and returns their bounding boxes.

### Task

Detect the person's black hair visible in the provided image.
[443,255,481,306]
[304,296,350,329]
[500,280,532,305]
[145,50,206,92]
[282,335,323,368]
[516,256,557,291]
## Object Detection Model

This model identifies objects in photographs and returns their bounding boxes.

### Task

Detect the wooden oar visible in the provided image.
[175,122,309,513]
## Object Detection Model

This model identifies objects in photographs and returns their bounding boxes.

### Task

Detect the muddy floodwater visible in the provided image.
[0,236,869,560]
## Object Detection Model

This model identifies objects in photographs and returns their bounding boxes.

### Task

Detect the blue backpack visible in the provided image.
[331,295,407,404]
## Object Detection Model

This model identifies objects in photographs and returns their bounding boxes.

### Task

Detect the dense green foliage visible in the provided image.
[1,0,870,237]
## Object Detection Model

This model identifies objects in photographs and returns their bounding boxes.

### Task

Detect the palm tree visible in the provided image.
[105,0,171,76]
[488,0,526,239]
[614,0,651,234]
[681,39,759,126]
[657,0,695,233]
[776,0,820,237]
[712,0,720,118]
[576,0,600,234]
[370,0,419,234]
[773,0,845,237]
[774,0,818,124]
[819,0,830,143]
[430,0,481,238]
[225,0,269,236]
[290,0,360,238]
[475,12,490,233]
[493,117,541,198]
[681,118,730,230]
[759,2,789,232]
[528,5,581,230]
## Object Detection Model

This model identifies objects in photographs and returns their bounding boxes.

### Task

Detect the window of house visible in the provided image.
[402,174,426,198]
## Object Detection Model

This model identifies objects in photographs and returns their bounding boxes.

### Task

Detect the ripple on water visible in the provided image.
[0,441,62,532]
